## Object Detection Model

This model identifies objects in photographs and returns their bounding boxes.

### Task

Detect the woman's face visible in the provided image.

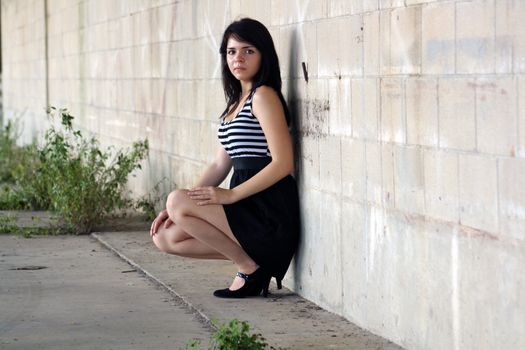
[226,36,261,83]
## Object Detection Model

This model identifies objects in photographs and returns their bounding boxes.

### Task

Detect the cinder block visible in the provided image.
[379,10,391,75]
[513,0,525,72]
[363,0,379,12]
[317,191,343,314]
[203,79,225,121]
[389,6,421,74]
[136,79,152,114]
[406,78,438,147]
[298,136,320,190]
[495,0,513,73]
[150,79,164,115]
[278,26,294,80]
[380,77,405,144]
[459,154,498,233]
[456,0,495,74]
[341,138,366,201]
[394,145,425,214]
[455,229,525,349]
[163,79,177,117]
[119,15,133,48]
[380,0,405,9]
[328,78,352,137]
[363,11,380,76]
[340,14,364,77]
[424,149,459,224]
[520,77,525,157]
[382,143,395,208]
[319,136,342,194]
[151,42,169,79]
[293,189,321,302]
[406,0,434,4]
[317,19,340,78]
[301,79,330,138]
[328,0,352,17]
[270,0,284,26]
[193,80,206,119]
[358,206,399,334]
[172,1,192,40]
[351,78,379,141]
[422,2,455,75]
[178,80,195,119]
[438,78,476,151]
[366,142,382,205]
[475,77,518,156]
[499,157,525,241]
[116,47,133,78]
[301,22,318,80]
[239,0,271,26]
[341,199,367,323]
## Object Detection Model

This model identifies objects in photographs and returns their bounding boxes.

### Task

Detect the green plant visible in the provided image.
[0,215,67,238]
[135,179,169,221]
[0,120,40,188]
[0,215,18,234]
[32,107,149,233]
[181,319,287,350]
[0,107,149,234]
[180,339,202,350]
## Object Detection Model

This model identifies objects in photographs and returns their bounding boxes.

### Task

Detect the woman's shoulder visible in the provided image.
[252,85,280,104]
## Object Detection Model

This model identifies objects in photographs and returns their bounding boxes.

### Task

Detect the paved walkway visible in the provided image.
[0,235,212,349]
[0,211,403,349]
[92,230,402,350]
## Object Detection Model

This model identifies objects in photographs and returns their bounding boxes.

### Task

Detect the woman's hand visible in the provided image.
[187,187,236,206]
[150,209,173,236]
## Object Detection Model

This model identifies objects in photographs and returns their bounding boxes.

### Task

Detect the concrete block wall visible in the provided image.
[1,0,47,143]
[2,0,524,349]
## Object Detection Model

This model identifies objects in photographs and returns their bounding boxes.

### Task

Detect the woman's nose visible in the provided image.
[234,51,245,61]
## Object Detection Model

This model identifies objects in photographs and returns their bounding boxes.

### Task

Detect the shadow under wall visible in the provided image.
[285,27,305,287]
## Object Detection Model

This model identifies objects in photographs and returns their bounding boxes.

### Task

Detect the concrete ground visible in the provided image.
[0,212,403,349]
[0,235,212,349]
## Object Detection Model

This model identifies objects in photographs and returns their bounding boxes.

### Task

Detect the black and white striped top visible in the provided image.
[218,92,271,159]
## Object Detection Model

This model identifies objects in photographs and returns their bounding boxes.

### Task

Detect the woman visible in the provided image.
[150,18,300,299]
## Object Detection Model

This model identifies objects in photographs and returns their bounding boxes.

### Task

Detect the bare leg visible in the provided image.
[152,222,227,260]
[165,189,258,290]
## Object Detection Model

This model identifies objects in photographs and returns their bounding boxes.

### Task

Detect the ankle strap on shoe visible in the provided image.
[236,271,251,281]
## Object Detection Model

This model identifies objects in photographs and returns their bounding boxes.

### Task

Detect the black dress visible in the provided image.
[218,89,300,285]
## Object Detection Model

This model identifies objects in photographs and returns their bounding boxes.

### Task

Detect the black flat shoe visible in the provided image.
[213,268,271,298]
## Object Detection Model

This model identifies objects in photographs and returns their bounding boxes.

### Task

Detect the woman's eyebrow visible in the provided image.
[227,45,255,50]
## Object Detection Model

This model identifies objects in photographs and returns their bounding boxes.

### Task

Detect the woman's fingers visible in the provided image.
[151,210,169,236]
[188,187,212,200]
[188,187,233,205]
[164,218,173,229]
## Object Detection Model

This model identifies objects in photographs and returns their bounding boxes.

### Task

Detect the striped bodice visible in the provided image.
[218,92,271,159]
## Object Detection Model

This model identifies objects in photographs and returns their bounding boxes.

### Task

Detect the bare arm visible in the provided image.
[193,146,233,188]
[150,146,231,235]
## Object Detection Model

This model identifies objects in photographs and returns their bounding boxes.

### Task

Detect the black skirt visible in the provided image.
[223,157,300,283]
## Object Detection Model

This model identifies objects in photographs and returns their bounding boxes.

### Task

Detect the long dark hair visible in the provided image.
[219,18,291,124]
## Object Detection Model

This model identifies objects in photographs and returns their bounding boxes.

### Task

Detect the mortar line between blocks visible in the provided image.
[90,232,217,331]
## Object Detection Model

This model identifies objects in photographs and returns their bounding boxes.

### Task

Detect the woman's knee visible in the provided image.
[152,234,169,253]
[166,189,192,219]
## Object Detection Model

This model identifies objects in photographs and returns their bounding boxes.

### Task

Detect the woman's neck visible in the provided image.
[240,81,253,97]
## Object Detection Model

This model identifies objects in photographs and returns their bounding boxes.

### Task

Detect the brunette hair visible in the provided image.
[219,18,290,123]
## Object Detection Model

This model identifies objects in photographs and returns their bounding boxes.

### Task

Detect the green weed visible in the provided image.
[181,319,288,350]
[0,107,149,234]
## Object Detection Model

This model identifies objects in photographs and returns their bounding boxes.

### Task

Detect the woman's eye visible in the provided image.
[227,50,235,55]
[245,49,254,55]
